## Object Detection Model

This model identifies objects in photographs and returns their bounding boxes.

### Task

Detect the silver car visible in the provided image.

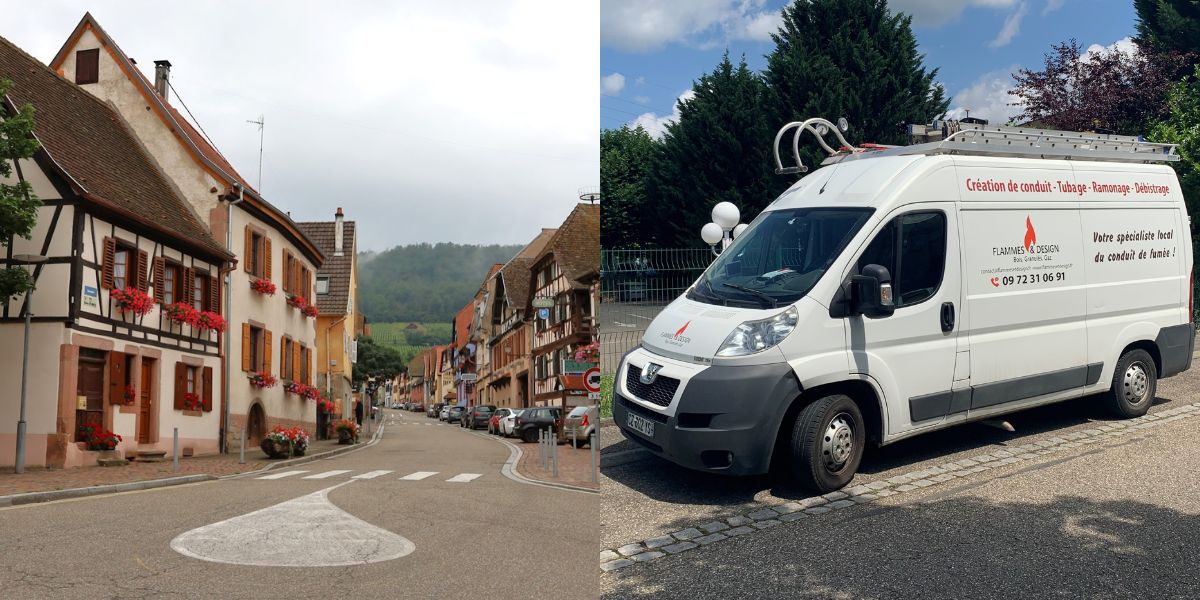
[564,405,598,447]
[439,405,451,421]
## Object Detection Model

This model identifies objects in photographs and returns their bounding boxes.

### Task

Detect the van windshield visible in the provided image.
[690,208,874,308]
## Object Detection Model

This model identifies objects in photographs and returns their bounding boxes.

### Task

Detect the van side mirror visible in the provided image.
[850,264,895,318]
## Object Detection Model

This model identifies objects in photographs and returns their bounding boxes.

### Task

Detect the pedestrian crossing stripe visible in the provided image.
[258,470,308,480]
[399,471,438,481]
[303,470,351,479]
[446,473,481,483]
[352,470,393,479]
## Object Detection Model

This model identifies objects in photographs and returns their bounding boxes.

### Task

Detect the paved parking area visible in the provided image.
[600,360,1200,598]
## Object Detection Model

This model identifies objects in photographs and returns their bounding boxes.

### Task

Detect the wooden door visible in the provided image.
[75,351,106,441]
[138,358,154,444]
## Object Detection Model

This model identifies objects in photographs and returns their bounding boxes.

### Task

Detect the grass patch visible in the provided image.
[600,374,614,418]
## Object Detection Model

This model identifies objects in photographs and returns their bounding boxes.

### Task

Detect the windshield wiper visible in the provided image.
[690,278,727,305]
[721,283,778,308]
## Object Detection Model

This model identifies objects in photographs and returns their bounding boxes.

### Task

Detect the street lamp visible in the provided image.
[702,202,746,256]
[12,253,47,474]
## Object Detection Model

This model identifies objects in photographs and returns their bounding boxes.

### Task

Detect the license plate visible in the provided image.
[626,412,655,438]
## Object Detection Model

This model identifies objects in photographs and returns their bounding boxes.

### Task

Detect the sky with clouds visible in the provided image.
[4,1,598,251]
[601,0,1139,137]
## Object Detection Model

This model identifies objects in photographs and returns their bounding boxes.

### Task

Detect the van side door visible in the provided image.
[844,203,963,434]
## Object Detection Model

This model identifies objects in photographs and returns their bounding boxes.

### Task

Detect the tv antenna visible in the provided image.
[578,185,600,204]
[247,115,264,192]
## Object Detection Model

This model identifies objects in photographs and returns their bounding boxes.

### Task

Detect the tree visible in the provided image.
[1150,65,1200,233]
[600,125,658,248]
[1010,39,1175,135]
[0,79,41,302]
[351,336,407,383]
[1135,0,1200,58]
[648,53,783,247]
[764,0,949,173]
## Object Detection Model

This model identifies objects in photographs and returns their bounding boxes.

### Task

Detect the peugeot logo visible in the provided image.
[640,363,663,385]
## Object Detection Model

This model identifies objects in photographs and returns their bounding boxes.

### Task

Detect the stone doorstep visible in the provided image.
[97,458,127,467]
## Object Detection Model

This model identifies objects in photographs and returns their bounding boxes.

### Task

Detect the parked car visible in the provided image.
[564,405,598,447]
[447,405,464,424]
[513,407,563,443]
[499,409,525,437]
[427,403,443,418]
[464,405,496,430]
[488,408,515,435]
[439,405,451,421]
[412,403,425,413]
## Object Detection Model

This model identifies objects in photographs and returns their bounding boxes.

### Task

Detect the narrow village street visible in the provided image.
[0,408,596,598]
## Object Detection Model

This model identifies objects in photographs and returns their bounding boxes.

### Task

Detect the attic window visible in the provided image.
[75,49,99,85]
[316,276,330,294]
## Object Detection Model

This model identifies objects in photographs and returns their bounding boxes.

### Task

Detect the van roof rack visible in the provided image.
[774,118,1179,175]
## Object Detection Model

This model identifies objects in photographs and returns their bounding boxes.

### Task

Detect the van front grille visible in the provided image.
[625,365,680,408]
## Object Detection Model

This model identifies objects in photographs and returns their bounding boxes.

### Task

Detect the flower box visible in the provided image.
[111,287,154,316]
[250,278,276,296]
[262,426,309,458]
[183,391,202,411]
[248,371,278,389]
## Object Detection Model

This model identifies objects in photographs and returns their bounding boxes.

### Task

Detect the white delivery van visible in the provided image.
[614,118,1195,492]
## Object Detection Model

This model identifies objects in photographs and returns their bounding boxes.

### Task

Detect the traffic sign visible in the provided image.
[584,367,601,393]
[532,297,554,308]
[538,307,550,320]
[459,373,478,382]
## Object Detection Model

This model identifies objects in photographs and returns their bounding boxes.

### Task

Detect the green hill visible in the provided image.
[358,243,523,323]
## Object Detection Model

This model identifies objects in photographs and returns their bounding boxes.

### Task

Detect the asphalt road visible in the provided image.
[0,409,596,599]
[601,362,1200,599]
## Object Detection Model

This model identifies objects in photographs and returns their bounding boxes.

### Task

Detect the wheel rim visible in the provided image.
[821,412,855,471]
[1122,362,1151,405]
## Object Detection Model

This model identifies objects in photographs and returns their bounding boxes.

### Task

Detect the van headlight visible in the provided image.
[716,306,799,357]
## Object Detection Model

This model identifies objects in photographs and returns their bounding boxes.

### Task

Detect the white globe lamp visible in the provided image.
[711,202,740,230]
[701,223,724,246]
[732,223,748,239]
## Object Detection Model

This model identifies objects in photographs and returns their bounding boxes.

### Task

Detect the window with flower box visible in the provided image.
[173,362,212,412]
[244,226,271,279]
[242,323,271,373]
[102,237,147,292]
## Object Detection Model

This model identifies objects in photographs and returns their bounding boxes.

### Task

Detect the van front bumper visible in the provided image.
[613,351,800,476]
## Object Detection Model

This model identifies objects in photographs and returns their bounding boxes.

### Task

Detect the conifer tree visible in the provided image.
[600,125,658,248]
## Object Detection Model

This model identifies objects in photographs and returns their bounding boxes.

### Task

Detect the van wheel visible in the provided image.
[1106,349,1157,418]
[789,394,865,493]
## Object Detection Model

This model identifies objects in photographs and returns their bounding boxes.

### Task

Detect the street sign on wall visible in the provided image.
[532,297,554,308]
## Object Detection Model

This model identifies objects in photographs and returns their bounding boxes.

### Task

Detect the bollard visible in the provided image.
[572,426,577,450]
[552,428,559,478]
[591,431,598,483]
[239,428,246,465]
[541,429,548,469]
[172,427,179,473]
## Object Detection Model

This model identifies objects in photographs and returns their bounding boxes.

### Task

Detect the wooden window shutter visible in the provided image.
[174,361,187,410]
[241,323,251,371]
[75,49,99,84]
[202,367,214,412]
[244,226,253,273]
[283,251,292,293]
[305,347,311,385]
[182,267,194,306]
[136,250,149,292]
[264,330,273,374]
[209,274,220,313]
[280,336,289,379]
[264,237,273,281]
[101,237,116,289]
[293,342,301,383]
[108,351,127,405]
[152,257,165,303]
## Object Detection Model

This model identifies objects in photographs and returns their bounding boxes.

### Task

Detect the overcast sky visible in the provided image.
[5,1,598,251]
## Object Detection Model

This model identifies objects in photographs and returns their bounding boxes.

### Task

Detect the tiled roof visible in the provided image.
[49,13,323,266]
[534,203,600,289]
[495,228,556,309]
[0,35,230,259]
[296,220,356,315]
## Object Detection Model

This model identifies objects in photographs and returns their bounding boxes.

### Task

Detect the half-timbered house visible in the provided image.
[530,204,599,409]
[51,14,324,447]
[0,36,235,468]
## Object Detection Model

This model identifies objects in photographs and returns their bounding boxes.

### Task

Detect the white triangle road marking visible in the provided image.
[352,470,393,480]
[446,473,482,483]
[257,470,308,480]
[303,470,352,479]
[399,471,438,481]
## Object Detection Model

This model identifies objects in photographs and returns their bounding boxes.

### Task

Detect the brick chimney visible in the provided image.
[335,207,344,257]
[153,60,172,102]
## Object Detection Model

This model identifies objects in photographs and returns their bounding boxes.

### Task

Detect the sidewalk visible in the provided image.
[515,436,600,491]
[0,436,349,497]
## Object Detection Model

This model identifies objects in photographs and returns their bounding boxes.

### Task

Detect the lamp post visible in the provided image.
[12,253,47,474]
[702,202,747,255]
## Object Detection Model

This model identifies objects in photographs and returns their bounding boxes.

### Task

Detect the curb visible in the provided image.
[0,423,388,507]
[0,474,215,508]
[461,428,599,495]
[599,400,1200,573]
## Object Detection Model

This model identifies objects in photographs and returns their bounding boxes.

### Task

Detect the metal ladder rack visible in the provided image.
[903,122,1179,163]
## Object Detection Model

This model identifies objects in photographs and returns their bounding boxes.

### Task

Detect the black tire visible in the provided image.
[788,394,865,493]
[572,439,588,449]
[521,428,538,443]
[1105,349,1157,418]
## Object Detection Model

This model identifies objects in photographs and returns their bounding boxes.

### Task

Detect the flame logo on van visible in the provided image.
[1023,216,1037,251]
[674,321,692,338]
